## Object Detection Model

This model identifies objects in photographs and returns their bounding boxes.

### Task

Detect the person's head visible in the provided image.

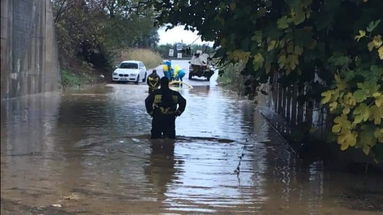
[160,77,169,89]
[152,69,157,74]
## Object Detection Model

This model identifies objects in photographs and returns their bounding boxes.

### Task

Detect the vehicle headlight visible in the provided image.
[113,73,117,75]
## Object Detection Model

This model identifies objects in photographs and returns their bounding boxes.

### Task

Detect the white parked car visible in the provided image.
[112,60,147,83]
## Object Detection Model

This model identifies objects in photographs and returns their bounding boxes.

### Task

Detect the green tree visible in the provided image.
[151,0,383,159]
[155,44,173,57]
[53,0,159,65]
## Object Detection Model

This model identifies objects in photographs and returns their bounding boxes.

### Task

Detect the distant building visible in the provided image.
[176,43,183,51]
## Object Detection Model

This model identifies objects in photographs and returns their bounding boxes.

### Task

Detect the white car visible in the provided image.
[112,60,147,83]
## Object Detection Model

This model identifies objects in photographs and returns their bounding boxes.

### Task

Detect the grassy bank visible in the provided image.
[217,62,247,95]
[60,48,162,89]
[114,48,163,69]
[61,69,99,89]
[59,56,105,89]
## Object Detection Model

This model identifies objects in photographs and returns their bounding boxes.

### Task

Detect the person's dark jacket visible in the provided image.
[145,88,186,117]
[147,73,160,90]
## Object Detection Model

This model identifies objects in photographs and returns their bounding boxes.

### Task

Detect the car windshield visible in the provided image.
[119,63,138,69]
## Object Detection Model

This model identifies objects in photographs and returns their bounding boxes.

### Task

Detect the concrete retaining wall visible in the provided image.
[1,0,60,99]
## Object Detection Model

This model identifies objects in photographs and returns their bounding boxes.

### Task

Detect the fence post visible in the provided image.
[282,86,287,117]
[286,86,291,122]
[272,73,278,112]
[306,100,313,126]
[278,82,283,114]
[291,86,297,125]
[297,86,304,124]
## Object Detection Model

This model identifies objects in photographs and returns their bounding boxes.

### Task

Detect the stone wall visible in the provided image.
[1,0,60,99]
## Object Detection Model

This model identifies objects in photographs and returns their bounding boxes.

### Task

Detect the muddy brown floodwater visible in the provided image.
[1,64,383,214]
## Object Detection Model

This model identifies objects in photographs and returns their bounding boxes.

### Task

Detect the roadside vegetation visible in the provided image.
[115,49,163,69]
[217,63,246,95]
[52,0,159,88]
[151,0,383,161]
[61,69,97,88]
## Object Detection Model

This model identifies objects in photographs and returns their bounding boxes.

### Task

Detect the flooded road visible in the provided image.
[1,61,383,214]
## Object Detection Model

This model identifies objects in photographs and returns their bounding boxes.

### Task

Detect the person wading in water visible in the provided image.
[145,77,186,139]
[147,69,160,94]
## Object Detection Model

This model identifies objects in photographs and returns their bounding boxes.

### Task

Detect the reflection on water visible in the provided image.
[145,139,177,203]
[1,83,383,214]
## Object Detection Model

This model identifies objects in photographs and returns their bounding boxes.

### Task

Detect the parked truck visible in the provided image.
[188,52,214,81]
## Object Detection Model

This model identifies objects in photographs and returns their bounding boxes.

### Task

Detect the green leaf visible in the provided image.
[343,107,351,114]
[369,105,383,125]
[358,81,380,95]
[355,30,366,41]
[369,65,383,81]
[286,54,299,70]
[328,54,351,67]
[278,54,287,68]
[368,41,375,51]
[267,40,277,51]
[359,125,378,155]
[338,131,357,150]
[253,53,264,71]
[292,8,306,25]
[378,46,383,60]
[335,75,347,90]
[344,92,356,107]
[375,128,383,142]
[251,31,263,43]
[333,114,353,133]
[329,101,338,112]
[353,90,368,102]
[375,95,383,107]
[372,35,382,48]
[332,124,341,133]
[277,16,289,29]
[321,90,333,104]
[366,19,381,33]
[353,103,370,124]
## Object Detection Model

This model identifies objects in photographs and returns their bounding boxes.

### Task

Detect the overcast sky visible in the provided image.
[157,25,213,46]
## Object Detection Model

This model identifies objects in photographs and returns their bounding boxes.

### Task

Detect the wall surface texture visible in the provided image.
[1,0,60,99]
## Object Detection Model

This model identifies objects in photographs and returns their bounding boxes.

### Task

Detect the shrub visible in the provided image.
[61,69,96,88]
[217,63,246,94]
[115,48,163,69]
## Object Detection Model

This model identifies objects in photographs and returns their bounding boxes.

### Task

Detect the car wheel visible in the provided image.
[142,72,147,82]
[135,75,139,84]
[188,73,193,80]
